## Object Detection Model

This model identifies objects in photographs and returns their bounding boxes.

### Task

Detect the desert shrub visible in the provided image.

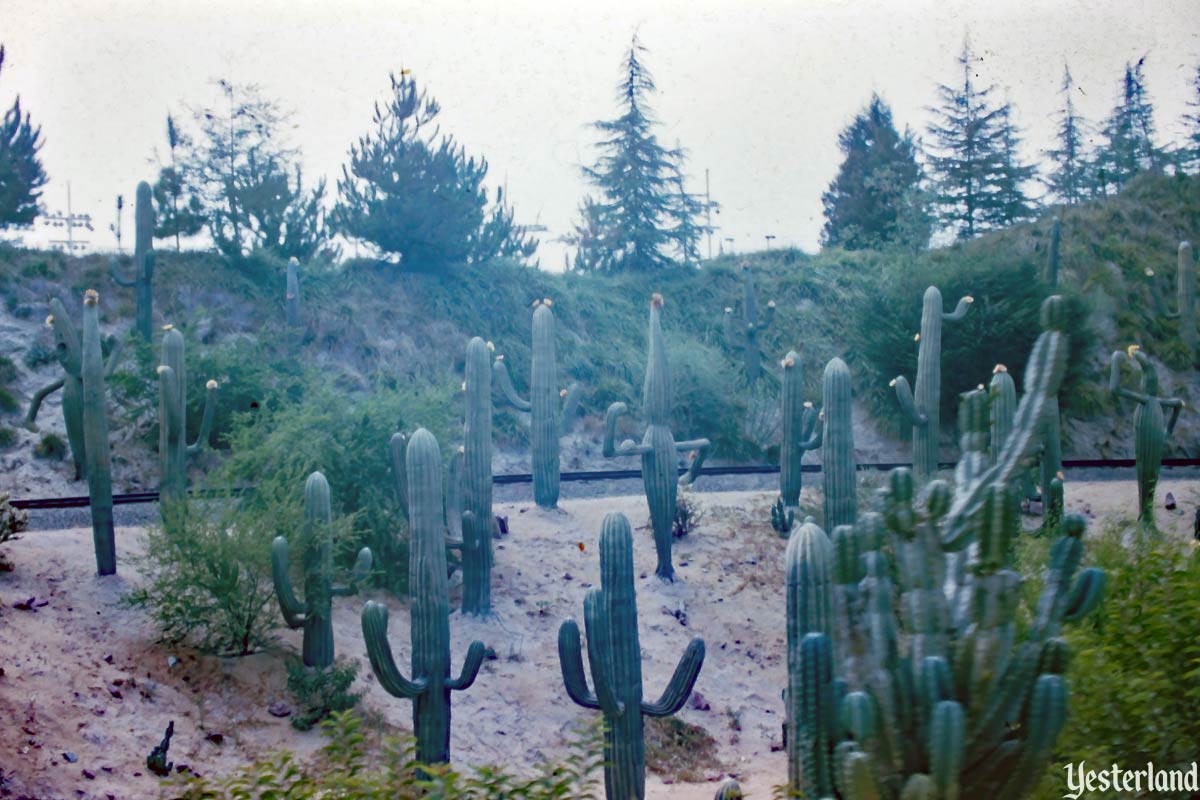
[22,338,56,369]
[286,657,363,732]
[0,492,28,570]
[0,354,17,384]
[0,426,15,449]
[0,387,17,414]
[644,715,721,783]
[174,710,603,798]
[32,433,66,460]
[672,488,704,539]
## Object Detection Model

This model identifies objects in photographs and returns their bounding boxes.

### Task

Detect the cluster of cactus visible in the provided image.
[156,326,218,509]
[108,181,155,341]
[286,257,301,329]
[493,299,584,509]
[557,512,705,800]
[81,290,117,576]
[603,294,710,581]
[1147,241,1198,370]
[362,428,485,764]
[272,471,372,668]
[891,286,973,479]
[1109,345,1184,530]
[771,496,795,537]
[722,262,776,383]
[778,350,821,509]
[822,357,856,531]
[25,298,125,480]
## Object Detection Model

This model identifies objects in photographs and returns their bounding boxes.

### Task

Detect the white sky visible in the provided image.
[3,0,1199,267]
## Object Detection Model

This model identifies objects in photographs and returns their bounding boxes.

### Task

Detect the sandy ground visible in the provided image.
[1,480,1198,800]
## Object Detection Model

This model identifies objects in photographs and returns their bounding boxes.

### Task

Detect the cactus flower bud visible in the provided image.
[84,289,99,305]
[206,380,218,390]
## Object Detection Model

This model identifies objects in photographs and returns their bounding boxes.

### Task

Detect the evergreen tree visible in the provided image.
[334,72,533,271]
[1045,64,1090,204]
[1094,57,1161,194]
[152,114,206,251]
[925,41,1010,238]
[665,144,714,266]
[0,46,47,228]
[821,93,927,250]
[1180,64,1200,174]
[986,103,1039,227]
[575,36,702,272]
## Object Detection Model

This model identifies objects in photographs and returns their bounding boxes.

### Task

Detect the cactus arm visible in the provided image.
[492,357,532,411]
[602,402,650,457]
[330,547,374,596]
[185,380,218,455]
[1163,398,1184,436]
[757,300,776,331]
[722,309,741,352]
[389,432,409,520]
[583,589,626,716]
[943,295,973,321]
[1062,567,1106,623]
[800,405,823,449]
[892,376,929,426]
[102,338,125,379]
[1108,351,1151,404]
[557,619,602,710]
[24,378,66,430]
[270,536,308,628]
[361,600,429,699]
[108,256,136,288]
[675,438,711,486]
[446,640,486,690]
[640,638,705,716]
[1145,268,1180,319]
[560,382,584,430]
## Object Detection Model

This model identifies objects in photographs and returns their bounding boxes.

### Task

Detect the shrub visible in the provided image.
[285,657,363,732]
[672,488,704,539]
[174,710,603,798]
[644,715,721,783]
[22,338,55,369]
[0,491,28,571]
[0,426,15,449]
[0,354,17,384]
[32,433,66,460]
[0,387,17,414]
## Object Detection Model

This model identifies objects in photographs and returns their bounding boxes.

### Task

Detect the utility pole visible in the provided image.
[44,183,93,253]
[705,168,713,260]
[765,234,776,251]
[109,194,124,252]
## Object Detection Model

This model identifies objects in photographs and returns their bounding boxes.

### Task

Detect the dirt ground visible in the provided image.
[1,480,1197,800]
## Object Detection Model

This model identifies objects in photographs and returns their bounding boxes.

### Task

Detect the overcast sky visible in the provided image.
[3,0,1198,267]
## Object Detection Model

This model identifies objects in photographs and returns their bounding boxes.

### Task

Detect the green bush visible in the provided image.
[32,433,66,460]
[0,426,15,449]
[22,338,56,370]
[0,387,18,414]
[0,491,28,570]
[0,354,17,385]
[174,710,603,798]
[286,657,363,732]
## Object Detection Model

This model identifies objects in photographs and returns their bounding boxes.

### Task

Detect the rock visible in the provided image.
[1165,492,1177,510]
[689,691,711,711]
[62,752,77,763]
[267,701,292,718]
[483,646,499,661]
[204,732,224,746]
[82,769,95,780]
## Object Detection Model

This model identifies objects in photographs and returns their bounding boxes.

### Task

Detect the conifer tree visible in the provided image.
[1180,64,1200,174]
[987,103,1039,226]
[1045,65,1090,204]
[1094,57,1161,194]
[0,46,47,229]
[152,114,206,251]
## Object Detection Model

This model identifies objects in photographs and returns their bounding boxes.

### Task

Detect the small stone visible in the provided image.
[689,691,711,711]
[267,701,292,718]
[103,654,113,664]
[63,752,78,763]
[167,656,179,669]
[1165,492,1177,510]
[483,646,499,661]
[205,732,224,745]
[82,769,95,780]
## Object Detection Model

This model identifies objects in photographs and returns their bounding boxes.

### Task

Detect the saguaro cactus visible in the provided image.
[891,286,973,478]
[822,357,856,531]
[285,257,301,328]
[722,262,776,383]
[108,181,155,341]
[156,326,218,508]
[1146,241,1198,370]
[558,512,705,800]
[493,299,584,509]
[81,290,116,576]
[272,472,372,668]
[713,778,743,799]
[779,350,822,509]
[25,298,124,480]
[603,294,711,581]
[1045,216,1061,288]
[362,428,485,765]
[460,336,494,615]
[1109,346,1184,529]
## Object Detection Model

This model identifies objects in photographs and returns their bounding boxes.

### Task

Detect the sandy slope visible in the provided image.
[1,482,1197,800]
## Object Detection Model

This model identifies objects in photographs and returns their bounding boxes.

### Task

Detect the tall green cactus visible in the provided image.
[822,357,856,531]
[493,299,584,509]
[781,296,1100,800]
[362,428,485,765]
[891,286,973,479]
[558,512,705,800]
[780,350,822,509]
[156,325,218,508]
[1145,241,1198,370]
[24,298,124,480]
[286,257,301,329]
[1109,346,1184,529]
[108,181,155,341]
[460,336,494,615]
[81,290,116,576]
[603,294,711,581]
[272,472,372,668]
[723,262,776,383]
[1045,216,1061,288]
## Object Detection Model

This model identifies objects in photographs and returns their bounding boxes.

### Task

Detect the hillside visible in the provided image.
[1,172,1198,502]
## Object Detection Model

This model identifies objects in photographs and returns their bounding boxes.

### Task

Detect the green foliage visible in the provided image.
[0,386,17,413]
[32,432,65,460]
[0,490,27,569]
[22,338,55,369]
[1094,57,1162,195]
[174,711,603,799]
[1045,66,1091,205]
[671,487,703,538]
[0,46,47,228]
[0,353,17,384]
[285,657,363,732]
[0,425,14,448]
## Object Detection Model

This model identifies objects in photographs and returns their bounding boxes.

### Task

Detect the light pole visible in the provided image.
[109,194,124,252]
[43,183,93,253]
[765,234,776,251]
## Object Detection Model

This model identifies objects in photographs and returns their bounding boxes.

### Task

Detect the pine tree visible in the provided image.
[575,36,702,272]
[821,93,927,250]
[0,46,47,228]
[1094,57,1161,194]
[986,103,1039,227]
[925,41,1010,239]
[665,144,713,266]
[1045,65,1090,204]
[334,72,533,271]
[151,114,206,251]
[1181,64,1200,174]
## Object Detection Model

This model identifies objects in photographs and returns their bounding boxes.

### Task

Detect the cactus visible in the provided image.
[1045,216,1060,288]
[603,294,711,581]
[891,286,973,479]
[823,357,856,531]
[782,296,1101,800]
[156,326,218,508]
[1109,346,1184,530]
[286,257,301,328]
[558,512,705,800]
[771,496,796,537]
[24,298,124,480]
[780,350,822,508]
[722,262,776,383]
[361,428,485,765]
[713,778,743,799]
[493,299,585,509]
[1145,241,1198,370]
[108,181,155,341]
[81,290,116,576]
[458,336,494,615]
[272,472,372,668]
